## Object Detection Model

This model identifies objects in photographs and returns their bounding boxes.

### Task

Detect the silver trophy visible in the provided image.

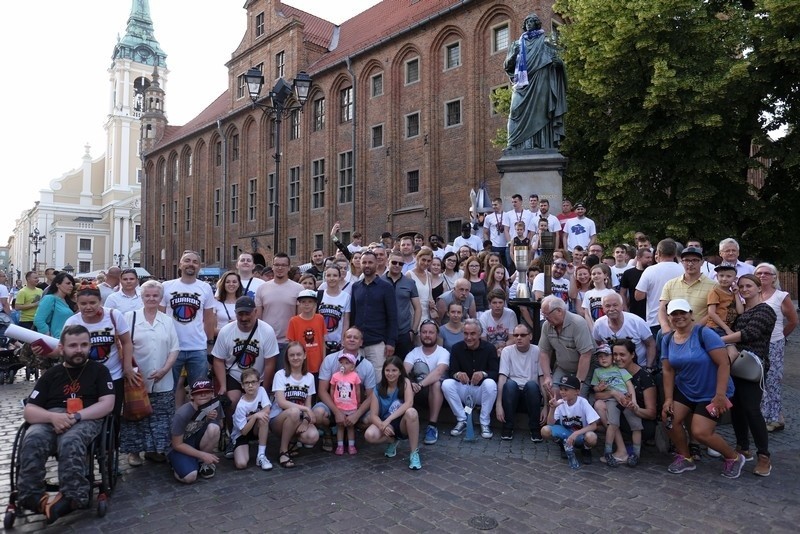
[511,245,531,302]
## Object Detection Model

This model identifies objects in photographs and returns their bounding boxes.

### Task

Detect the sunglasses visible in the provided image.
[390,260,405,266]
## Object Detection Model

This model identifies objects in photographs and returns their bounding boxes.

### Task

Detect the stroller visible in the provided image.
[0,312,40,384]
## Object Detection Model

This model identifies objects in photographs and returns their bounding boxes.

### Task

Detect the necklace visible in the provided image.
[64,363,87,389]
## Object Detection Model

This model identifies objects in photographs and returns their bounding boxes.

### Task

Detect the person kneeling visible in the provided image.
[167,380,221,483]
[231,368,272,470]
[541,375,599,469]
[17,325,115,524]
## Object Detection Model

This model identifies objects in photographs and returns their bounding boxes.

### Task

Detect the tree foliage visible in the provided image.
[553,0,800,264]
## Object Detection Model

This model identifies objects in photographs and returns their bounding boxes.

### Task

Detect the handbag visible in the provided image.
[730,349,763,384]
[114,311,154,421]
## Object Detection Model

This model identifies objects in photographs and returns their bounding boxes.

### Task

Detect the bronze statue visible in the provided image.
[504,14,567,150]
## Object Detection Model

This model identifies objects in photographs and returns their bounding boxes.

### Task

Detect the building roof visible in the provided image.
[154,90,233,150]
[279,3,336,49]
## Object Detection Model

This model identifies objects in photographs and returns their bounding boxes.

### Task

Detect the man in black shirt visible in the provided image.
[620,247,652,320]
[18,325,115,524]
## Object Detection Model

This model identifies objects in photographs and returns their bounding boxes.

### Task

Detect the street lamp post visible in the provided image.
[28,228,46,273]
[62,264,75,275]
[244,68,312,255]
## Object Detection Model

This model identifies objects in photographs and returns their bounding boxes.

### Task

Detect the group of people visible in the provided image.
[10,210,798,523]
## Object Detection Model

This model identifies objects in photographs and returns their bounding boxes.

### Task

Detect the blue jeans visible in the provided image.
[501,379,542,431]
[172,350,209,387]
[548,424,588,447]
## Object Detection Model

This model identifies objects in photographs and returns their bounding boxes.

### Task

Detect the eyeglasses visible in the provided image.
[542,308,561,318]
[553,263,568,269]
[390,260,405,266]
[681,258,701,264]
[755,272,774,277]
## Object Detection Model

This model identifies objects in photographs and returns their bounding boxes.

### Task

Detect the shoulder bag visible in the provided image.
[113,310,153,421]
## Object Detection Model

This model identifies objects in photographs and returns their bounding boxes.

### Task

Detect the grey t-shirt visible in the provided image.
[437,290,475,325]
[319,350,377,390]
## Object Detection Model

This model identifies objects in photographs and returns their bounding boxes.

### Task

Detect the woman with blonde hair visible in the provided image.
[407,247,435,321]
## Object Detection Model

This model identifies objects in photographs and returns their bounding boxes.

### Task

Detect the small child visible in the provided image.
[533,218,549,259]
[541,375,599,469]
[706,263,744,361]
[329,352,362,455]
[590,345,640,467]
[287,289,327,375]
[231,368,272,471]
[167,380,222,483]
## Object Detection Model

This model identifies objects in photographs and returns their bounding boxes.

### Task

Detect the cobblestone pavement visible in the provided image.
[2,333,800,533]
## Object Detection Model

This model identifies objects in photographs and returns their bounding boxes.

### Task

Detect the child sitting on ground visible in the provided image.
[541,375,599,469]
[706,263,744,361]
[231,368,272,471]
[591,344,641,467]
[329,352,361,455]
[167,380,222,483]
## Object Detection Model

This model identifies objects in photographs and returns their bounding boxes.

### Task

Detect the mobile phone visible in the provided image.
[705,398,733,417]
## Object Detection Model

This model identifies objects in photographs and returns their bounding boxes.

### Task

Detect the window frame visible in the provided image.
[407,169,420,193]
[405,57,420,85]
[275,51,285,79]
[445,98,463,128]
[444,41,462,70]
[371,73,384,97]
[338,151,354,204]
[405,111,420,139]
[340,87,353,123]
[492,23,510,54]
[255,12,265,37]
[248,178,257,221]
[288,166,300,213]
[313,98,325,132]
[311,159,325,209]
[371,124,384,149]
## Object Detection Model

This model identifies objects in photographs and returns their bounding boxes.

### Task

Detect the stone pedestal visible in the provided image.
[496,149,567,205]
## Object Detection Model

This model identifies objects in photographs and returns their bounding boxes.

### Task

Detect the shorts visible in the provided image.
[168,423,212,478]
[389,418,408,440]
[234,428,259,448]
[546,424,590,447]
[673,387,726,422]
[225,374,244,392]
[599,397,643,431]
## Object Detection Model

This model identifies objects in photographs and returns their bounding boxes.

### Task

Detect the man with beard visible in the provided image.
[254,252,304,362]
[385,251,420,359]
[404,320,450,445]
[160,250,216,387]
[592,293,656,368]
[17,325,115,524]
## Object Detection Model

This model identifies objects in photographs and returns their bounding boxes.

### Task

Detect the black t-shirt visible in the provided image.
[620,267,646,320]
[629,367,656,411]
[28,361,114,411]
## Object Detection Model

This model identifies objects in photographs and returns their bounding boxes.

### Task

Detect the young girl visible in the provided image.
[329,352,362,455]
[581,264,615,331]
[463,256,488,313]
[364,356,421,470]
[270,342,318,468]
[318,265,351,355]
[231,368,272,470]
[298,273,318,291]
[569,265,592,314]
[212,271,242,337]
[485,264,509,298]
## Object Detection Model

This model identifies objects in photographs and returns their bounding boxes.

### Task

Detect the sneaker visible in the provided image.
[604,452,619,467]
[530,431,543,443]
[450,421,467,436]
[721,453,746,479]
[128,452,143,467]
[565,449,581,469]
[199,463,216,479]
[627,454,640,468]
[256,454,273,471]
[224,439,236,460]
[384,440,398,458]
[735,446,754,462]
[423,426,439,445]
[668,455,696,474]
[348,444,358,455]
[753,454,772,477]
[43,492,73,525]
[707,447,722,458]
[689,443,702,461]
[581,448,593,465]
[480,425,493,439]
[501,428,514,441]
[334,444,345,456]
[409,449,422,470]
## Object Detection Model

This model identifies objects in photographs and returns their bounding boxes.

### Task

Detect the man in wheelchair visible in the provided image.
[17,325,115,524]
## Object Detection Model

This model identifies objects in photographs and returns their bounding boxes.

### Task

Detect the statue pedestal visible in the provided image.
[496,149,567,206]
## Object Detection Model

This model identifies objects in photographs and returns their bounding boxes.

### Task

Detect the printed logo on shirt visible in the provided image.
[570,223,587,236]
[88,327,115,363]
[318,302,344,333]
[284,383,311,405]
[560,414,585,431]
[233,337,260,368]
[304,328,317,345]
[169,291,202,323]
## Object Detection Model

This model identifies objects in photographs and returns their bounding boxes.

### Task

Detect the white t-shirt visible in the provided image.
[536,213,561,233]
[479,308,518,350]
[161,278,215,350]
[453,234,484,254]
[232,386,271,440]
[319,290,351,344]
[0,284,10,303]
[270,371,316,419]
[240,277,265,299]
[104,291,143,315]
[581,288,615,321]
[592,312,653,367]
[211,319,279,384]
[63,308,129,380]
[610,265,631,291]
[483,211,508,247]
[532,273,570,303]
[563,216,597,252]
[553,396,600,430]
[403,346,450,381]
[504,209,535,237]
[211,300,236,332]
[499,344,542,385]
[634,261,685,327]
[254,279,304,342]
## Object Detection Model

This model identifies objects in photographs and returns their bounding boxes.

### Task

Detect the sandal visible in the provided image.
[321,432,334,453]
[278,451,296,468]
[286,442,301,458]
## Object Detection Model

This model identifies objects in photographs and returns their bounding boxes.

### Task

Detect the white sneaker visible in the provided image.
[256,454,273,471]
[707,447,722,458]
[480,425,493,439]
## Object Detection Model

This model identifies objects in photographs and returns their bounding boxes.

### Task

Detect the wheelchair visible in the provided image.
[4,414,119,528]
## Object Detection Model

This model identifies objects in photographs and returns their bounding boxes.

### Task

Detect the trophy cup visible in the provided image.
[510,245,531,304]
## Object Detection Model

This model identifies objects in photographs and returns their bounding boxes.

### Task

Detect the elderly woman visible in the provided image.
[754,263,798,432]
[120,280,180,466]
[722,274,777,477]
[661,299,742,478]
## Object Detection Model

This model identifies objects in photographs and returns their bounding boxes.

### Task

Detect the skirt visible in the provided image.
[119,390,175,454]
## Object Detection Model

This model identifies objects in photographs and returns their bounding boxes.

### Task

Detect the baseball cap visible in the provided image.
[297,289,318,300]
[594,344,612,356]
[666,298,692,314]
[338,352,356,365]
[574,202,585,209]
[680,246,703,259]
[234,296,256,312]
[191,379,214,395]
[714,262,737,273]
[558,375,581,390]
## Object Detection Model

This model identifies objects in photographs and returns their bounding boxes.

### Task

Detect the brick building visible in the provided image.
[141,0,558,278]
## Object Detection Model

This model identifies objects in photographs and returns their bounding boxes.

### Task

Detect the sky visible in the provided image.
[0,0,381,243]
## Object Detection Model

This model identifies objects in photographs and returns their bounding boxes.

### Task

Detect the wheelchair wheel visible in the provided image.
[98,416,119,494]
[4,509,15,529]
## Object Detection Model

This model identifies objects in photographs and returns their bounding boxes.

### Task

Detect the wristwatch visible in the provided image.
[73,412,82,422]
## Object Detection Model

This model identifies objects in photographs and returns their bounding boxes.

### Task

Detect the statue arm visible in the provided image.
[504,41,520,78]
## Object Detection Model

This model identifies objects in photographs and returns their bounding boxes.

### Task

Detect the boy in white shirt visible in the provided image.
[541,375,599,469]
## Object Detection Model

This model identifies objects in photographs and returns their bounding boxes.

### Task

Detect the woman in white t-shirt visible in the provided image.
[318,265,351,354]
[212,271,242,338]
[581,265,615,331]
[269,342,319,468]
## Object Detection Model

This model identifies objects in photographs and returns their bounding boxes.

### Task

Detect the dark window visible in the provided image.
[340,87,353,122]
[248,178,257,221]
[406,112,420,138]
[255,12,265,37]
[267,173,275,217]
[445,100,462,127]
[407,170,420,193]
[313,98,325,131]
[312,159,325,209]
[288,237,297,257]
[231,134,240,160]
[290,110,299,140]
[230,183,239,223]
[371,125,383,148]
[214,189,221,226]
[275,51,285,79]
[185,197,191,232]
[406,58,420,84]
[371,74,383,97]
[338,151,353,204]
[445,43,461,69]
[215,141,222,166]
[288,167,300,213]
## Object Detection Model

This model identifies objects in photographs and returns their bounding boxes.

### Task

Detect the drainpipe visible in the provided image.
[217,119,227,270]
